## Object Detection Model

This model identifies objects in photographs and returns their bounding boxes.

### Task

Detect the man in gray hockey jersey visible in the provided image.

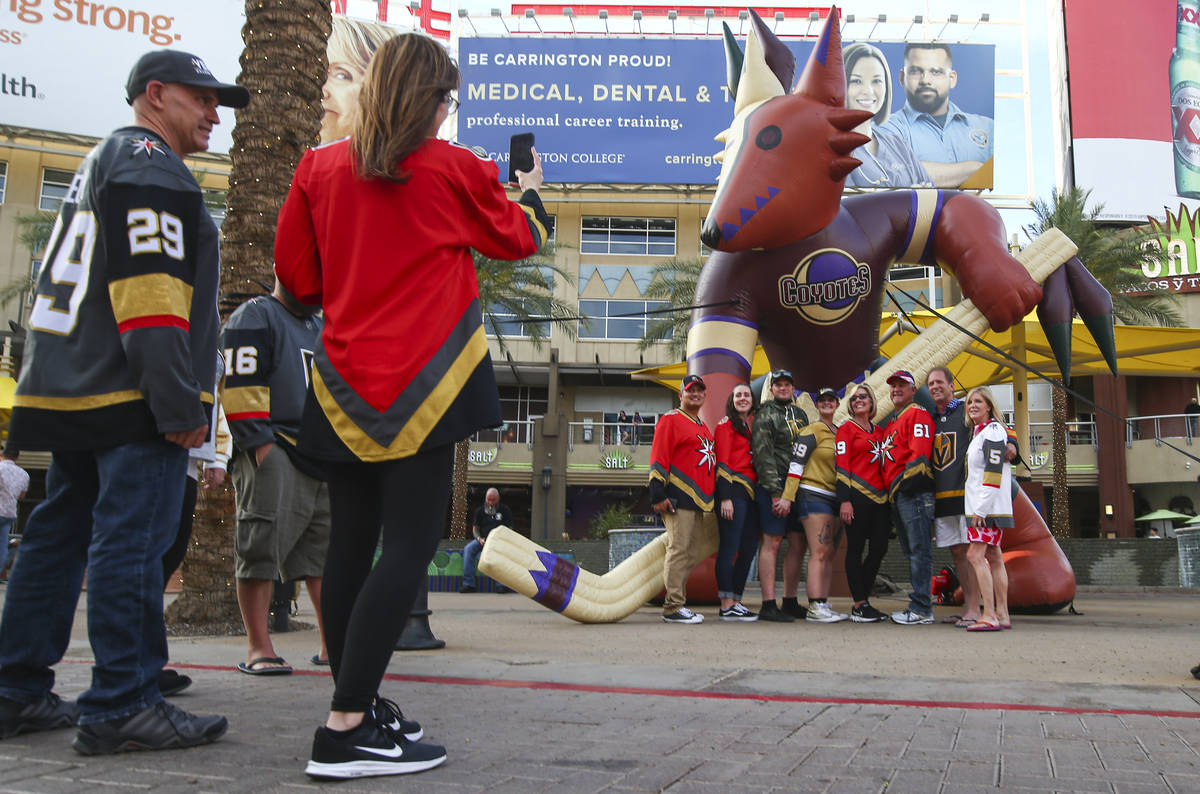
[224,280,330,675]
[0,50,241,754]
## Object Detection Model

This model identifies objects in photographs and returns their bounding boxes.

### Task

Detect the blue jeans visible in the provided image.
[0,516,14,574]
[892,490,934,616]
[0,441,187,724]
[461,538,484,587]
[716,496,759,600]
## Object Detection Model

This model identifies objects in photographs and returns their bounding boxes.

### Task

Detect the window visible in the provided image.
[203,187,227,228]
[581,217,675,256]
[578,299,671,340]
[0,162,7,205]
[475,385,547,444]
[888,264,942,281]
[39,168,75,211]
[484,299,551,339]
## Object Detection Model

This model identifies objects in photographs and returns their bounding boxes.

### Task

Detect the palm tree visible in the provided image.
[165,0,331,632]
[637,258,706,359]
[4,211,58,314]
[1023,187,1182,539]
[446,248,577,540]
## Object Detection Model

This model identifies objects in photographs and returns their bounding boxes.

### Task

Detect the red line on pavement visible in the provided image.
[61,659,1200,719]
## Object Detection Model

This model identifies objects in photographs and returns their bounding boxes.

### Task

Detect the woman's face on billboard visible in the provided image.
[321,58,367,143]
[847,56,887,118]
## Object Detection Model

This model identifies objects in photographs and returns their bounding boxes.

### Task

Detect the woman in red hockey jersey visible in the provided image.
[276,33,550,780]
[714,382,760,622]
[835,384,892,623]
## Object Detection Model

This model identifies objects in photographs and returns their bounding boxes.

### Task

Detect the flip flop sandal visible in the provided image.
[311,655,330,666]
[955,618,978,628]
[941,614,964,624]
[237,656,293,675]
[966,620,1002,632]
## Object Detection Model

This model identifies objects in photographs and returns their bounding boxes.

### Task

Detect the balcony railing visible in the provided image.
[470,418,537,448]
[1125,413,1196,447]
[567,421,655,452]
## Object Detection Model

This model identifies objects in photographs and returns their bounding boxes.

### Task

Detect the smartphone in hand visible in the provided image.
[508,132,535,184]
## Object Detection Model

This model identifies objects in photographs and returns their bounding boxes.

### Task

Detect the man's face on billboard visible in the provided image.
[902,47,956,116]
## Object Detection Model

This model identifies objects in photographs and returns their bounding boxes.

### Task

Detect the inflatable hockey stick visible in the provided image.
[838,228,1079,422]
[477,525,718,624]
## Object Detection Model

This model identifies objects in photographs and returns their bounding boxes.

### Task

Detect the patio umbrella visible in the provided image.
[1134,508,1193,522]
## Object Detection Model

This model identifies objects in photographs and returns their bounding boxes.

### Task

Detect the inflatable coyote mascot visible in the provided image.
[480,7,1114,622]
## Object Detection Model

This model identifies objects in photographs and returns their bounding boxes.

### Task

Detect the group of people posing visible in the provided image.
[648,366,1018,632]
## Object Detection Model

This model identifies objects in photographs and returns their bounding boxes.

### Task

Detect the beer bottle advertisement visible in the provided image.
[1172,0,1200,198]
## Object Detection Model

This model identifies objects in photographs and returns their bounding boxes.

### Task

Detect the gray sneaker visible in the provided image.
[805,601,848,623]
[890,608,935,625]
[0,692,77,739]
[662,607,704,624]
[73,701,227,755]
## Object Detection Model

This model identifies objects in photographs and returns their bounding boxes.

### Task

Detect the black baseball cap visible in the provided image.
[769,369,793,385]
[681,374,706,391]
[816,387,838,401]
[125,50,250,108]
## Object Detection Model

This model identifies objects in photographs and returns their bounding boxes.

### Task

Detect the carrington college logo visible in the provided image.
[778,248,871,326]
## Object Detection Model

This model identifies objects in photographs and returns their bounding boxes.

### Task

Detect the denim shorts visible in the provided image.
[797,490,836,517]
[756,484,800,536]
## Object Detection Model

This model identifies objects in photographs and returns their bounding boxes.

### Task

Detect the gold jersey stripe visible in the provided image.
[223,385,269,415]
[313,326,489,461]
[685,318,758,364]
[14,389,143,411]
[109,273,193,327]
[521,205,548,249]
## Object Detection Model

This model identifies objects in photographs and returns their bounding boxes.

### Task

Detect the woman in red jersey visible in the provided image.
[835,384,892,623]
[714,382,760,622]
[275,34,549,781]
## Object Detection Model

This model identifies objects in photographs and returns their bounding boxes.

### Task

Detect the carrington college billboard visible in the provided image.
[0,0,245,153]
[459,36,995,186]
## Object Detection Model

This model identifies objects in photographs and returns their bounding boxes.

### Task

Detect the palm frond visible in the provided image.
[637,257,706,358]
[474,244,578,357]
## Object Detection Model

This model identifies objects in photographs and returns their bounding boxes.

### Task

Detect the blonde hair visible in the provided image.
[328,16,398,73]
[843,43,894,126]
[846,385,877,422]
[964,386,1000,427]
[352,32,458,182]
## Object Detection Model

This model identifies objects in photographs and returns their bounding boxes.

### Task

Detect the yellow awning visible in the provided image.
[632,313,1200,392]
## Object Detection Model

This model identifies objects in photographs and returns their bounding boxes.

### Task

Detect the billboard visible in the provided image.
[458,37,995,187]
[1065,0,1195,222]
[0,0,246,153]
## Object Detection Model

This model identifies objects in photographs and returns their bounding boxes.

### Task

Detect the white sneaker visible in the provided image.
[890,608,935,625]
[662,607,704,624]
[805,601,848,623]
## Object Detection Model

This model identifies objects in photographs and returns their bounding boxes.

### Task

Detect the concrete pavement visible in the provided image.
[1,587,1199,792]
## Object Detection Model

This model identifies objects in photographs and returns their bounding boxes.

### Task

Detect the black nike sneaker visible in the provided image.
[305,719,446,779]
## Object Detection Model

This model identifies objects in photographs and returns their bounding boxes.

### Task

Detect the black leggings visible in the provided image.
[322,444,452,713]
[842,494,891,603]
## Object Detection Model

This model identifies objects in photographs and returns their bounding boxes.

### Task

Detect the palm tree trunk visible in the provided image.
[450,440,470,539]
[1050,384,1070,539]
[166,0,331,633]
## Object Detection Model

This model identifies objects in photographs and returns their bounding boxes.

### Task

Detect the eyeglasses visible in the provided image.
[850,394,871,402]
[444,94,460,114]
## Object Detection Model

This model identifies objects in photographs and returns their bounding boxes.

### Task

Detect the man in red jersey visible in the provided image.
[648,375,717,624]
[880,370,935,625]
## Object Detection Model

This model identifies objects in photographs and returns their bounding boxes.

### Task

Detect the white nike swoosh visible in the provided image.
[354,743,404,758]
[386,719,401,731]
